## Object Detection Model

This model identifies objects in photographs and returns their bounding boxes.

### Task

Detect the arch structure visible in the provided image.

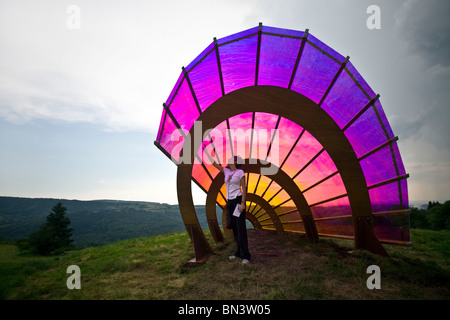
[154,24,410,259]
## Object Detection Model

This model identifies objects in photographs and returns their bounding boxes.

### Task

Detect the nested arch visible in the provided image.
[177,85,389,258]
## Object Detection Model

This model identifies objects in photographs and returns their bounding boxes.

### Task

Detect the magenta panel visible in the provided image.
[360,145,398,187]
[169,77,199,133]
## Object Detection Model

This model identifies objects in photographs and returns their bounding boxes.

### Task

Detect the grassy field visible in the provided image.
[0,228,449,300]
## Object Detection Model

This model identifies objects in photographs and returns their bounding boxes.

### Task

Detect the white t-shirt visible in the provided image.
[224,168,245,200]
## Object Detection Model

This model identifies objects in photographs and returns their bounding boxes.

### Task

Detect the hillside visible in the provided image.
[0,196,215,247]
[1,228,449,301]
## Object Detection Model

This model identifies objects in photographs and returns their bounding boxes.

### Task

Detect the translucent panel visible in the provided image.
[274,200,296,215]
[345,61,376,99]
[192,161,212,191]
[216,194,226,207]
[291,41,341,104]
[400,179,409,209]
[217,26,259,46]
[283,221,305,233]
[228,112,253,159]
[169,77,199,133]
[260,181,282,203]
[303,173,346,205]
[345,107,388,158]
[208,120,232,165]
[392,142,407,176]
[268,188,290,206]
[262,26,304,38]
[281,130,323,178]
[158,112,186,163]
[310,196,351,219]
[360,145,398,186]
[156,109,166,143]
[306,33,346,64]
[369,181,404,212]
[373,214,410,242]
[321,68,370,129]
[272,117,303,168]
[294,150,337,191]
[254,175,272,197]
[252,112,280,160]
[258,34,301,88]
[315,217,354,237]
[278,210,302,223]
[219,35,258,94]
[373,99,395,140]
[188,43,223,112]
[247,173,260,194]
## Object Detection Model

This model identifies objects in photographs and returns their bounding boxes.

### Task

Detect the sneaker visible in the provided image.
[229,255,237,260]
[242,259,251,265]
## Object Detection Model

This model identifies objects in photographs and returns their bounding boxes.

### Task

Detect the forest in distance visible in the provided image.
[0,196,212,247]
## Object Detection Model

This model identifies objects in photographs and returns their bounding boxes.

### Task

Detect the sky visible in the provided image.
[0,0,449,205]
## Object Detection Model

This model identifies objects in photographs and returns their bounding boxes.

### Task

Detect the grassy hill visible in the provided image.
[1,228,449,300]
[0,196,215,247]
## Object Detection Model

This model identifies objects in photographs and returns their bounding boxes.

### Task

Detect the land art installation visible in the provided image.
[155,24,410,259]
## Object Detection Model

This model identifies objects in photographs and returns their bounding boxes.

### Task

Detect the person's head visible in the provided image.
[227,156,244,170]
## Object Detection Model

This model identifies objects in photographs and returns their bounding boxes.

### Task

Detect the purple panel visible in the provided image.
[373,99,395,140]
[258,34,301,88]
[187,43,223,112]
[360,145,398,186]
[401,179,409,208]
[345,61,376,99]
[169,77,199,133]
[373,214,410,242]
[321,68,370,129]
[291,42,341,104]
[392,142,407,176]
[219,34,258,94]
[369,181,403,212]
[306,33,346,64]
[217,26,259,46]
[208,120,232,165]
[186,41,215,72]
[344,107,388,159]
[262,26,304,38]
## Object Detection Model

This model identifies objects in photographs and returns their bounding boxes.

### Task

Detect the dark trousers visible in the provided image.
[227,196,251,260]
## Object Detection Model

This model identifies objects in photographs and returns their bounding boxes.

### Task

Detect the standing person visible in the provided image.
[212,156,251,264]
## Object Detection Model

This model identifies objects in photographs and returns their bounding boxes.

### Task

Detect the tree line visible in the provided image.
[410,200,450,230]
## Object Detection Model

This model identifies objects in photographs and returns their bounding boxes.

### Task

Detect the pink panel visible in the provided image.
[281,130,323,178]
[227,112,253,160]
[272,117,303,168]
[302,173,346,205]
[294,150,337,191]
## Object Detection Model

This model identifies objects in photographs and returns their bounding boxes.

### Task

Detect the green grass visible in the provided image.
[1,229,449,300]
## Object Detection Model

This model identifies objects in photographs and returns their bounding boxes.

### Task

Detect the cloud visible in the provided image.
[0,0,254,133]
[394,0,450,68]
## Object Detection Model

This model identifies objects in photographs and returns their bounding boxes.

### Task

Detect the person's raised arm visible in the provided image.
[212,160,224,173]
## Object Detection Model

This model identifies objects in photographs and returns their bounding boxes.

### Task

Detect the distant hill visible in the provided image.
[0,196,217,247]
